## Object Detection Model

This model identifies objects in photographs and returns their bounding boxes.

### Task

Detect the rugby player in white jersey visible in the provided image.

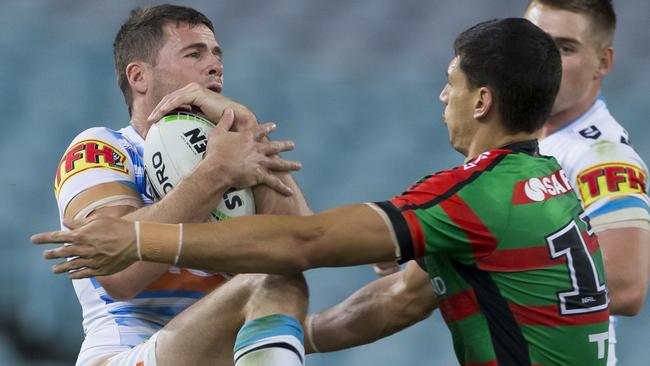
[524,1,650,364]
[51,4,311,366]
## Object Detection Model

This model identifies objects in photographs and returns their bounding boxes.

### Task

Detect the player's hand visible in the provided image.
[372,261,401,276]
[31,217,137,279]
[200,108,301,196]
[147,82,257,129]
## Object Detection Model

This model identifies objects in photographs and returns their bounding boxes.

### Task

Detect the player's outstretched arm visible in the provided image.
[304,261,437,354]
[32,204,398,278]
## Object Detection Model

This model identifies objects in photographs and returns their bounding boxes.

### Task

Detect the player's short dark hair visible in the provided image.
[526,0,616,47]
[114,4,214,115]
[453,18,561,134]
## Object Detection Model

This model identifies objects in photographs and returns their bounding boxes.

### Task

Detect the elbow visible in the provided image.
[606,273,649,316]
[97,277,140,301]
[610,290,646,316]
[103,285,139,301]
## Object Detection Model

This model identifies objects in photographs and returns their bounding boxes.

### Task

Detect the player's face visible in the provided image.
[525,4,605,119]
[150,23,224,106]
[439,57,478,157]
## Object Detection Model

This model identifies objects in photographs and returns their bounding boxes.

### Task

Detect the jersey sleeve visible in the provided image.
[370,171,491,264]
[571,141,650,226]
[54,127,137,218]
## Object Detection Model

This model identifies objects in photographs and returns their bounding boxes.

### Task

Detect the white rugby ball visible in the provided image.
[144,111,255,220]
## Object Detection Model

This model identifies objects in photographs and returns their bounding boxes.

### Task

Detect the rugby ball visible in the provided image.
[144,111,255,220]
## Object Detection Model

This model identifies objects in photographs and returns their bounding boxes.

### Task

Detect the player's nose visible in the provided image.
[439,84,449,104]
[206,51,223,76]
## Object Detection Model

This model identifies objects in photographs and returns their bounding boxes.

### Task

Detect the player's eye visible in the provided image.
[556,43,576,56]
[186,51,201,58]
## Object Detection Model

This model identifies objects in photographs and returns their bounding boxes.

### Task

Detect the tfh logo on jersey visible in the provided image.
[54,139,129,196]
[512,169,573,204]
[577,162,647,208]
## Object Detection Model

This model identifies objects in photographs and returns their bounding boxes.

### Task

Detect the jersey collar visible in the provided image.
[499,140,539,156]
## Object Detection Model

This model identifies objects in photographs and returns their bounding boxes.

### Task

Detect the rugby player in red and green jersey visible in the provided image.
[34,18,611,365]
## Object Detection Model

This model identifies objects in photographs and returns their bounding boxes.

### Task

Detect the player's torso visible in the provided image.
[417,149,609,365]
[54,126,228,353]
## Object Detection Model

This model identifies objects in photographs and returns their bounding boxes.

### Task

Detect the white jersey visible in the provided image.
[539,98,649,219]
[539,97,650,365]
[54,125,229,365]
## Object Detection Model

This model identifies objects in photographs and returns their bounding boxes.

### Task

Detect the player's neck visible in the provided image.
[540,94,600,139]
[129,108,153,139]
[464,124,536,162]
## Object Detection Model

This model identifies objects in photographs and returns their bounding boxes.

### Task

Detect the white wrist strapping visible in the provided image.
[306,314,321,353]
[174,223,184,265]
[135,221,142,261]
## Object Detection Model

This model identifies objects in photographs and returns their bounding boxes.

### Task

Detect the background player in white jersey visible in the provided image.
[53,4,312,366]
[524,1,650,364]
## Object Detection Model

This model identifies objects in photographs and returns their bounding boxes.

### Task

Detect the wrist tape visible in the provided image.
[135,222,184,265]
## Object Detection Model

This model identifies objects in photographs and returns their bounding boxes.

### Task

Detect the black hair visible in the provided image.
[113,4,214,115]
[453,18,561,134]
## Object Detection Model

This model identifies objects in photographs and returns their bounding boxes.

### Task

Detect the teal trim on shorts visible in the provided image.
[233,314,304,352]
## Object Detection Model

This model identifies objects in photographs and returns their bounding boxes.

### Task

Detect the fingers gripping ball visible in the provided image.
[144,112,255,219]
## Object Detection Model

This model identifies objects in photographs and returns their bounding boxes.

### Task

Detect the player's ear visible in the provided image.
[474,86,493,120]
[595,46,614,79]
[126,61,149,95]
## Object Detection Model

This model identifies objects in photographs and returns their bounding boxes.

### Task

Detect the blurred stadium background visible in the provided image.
[2,0,648,364]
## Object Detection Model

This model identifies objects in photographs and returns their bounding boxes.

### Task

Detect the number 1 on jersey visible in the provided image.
[547,220,608,315]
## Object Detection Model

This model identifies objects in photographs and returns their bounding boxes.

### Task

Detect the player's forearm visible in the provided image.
[126,160,232,224]
[253,172,312,216]
[307,263,437,353]
[96,262,170,300]
[146,205,396,274]
[87,205,171,300]
[37,204,399,279]
[307,282,409,352]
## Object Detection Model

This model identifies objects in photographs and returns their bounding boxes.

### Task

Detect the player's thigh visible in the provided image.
[154,274,260,365]
[154,273,307,365]
[102,333,158,366]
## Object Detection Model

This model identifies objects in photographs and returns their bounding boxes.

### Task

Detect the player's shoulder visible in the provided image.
[405,150,513,197]
[68,126,126,146]
[54,125,135,200]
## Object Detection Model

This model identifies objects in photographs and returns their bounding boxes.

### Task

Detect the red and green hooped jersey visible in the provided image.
[374,140,610,366]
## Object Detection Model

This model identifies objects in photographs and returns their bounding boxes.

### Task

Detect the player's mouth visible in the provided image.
[206,80,223,93]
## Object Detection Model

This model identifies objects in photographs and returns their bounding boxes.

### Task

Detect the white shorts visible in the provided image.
[102,331,159,366]
[607,316,617,366]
